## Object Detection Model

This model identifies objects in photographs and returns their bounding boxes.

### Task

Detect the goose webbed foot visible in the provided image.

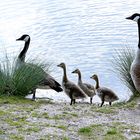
[70,99,76,105]
[100,100,104,107]
[100,94,105,107]
[90,97,93,104]
[32,93,36,101]
[31,89,36,101]
[70,99,73,105]
[73,99,76,104]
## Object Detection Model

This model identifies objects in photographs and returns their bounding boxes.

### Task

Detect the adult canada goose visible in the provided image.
[16,34,63,100]
[72,69,95,104]
[90,74,119,107]
[16,34,30,69]
[57,63,87,105]
[126,13,140,93]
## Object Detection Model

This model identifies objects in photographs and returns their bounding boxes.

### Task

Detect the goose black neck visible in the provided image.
[18,38,30,61]
[138,22,140,48]
[95,76,100,89]
[63,66,68,82]
[78,71,82,82]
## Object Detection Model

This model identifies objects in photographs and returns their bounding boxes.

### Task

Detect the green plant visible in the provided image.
[63,137,69,140]
[78,126,92,135]
[12,63,46,96]
[94,107,116,114]
[0,53,51,97]
[107,127,117,135]
[111,46,139,99]
[9,134,24,140]
[57,125,67,130]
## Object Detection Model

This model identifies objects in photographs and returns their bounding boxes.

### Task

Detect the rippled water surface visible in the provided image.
[0,0,140,101]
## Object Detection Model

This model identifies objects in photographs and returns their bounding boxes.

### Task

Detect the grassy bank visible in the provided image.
[0,96,140,140]
[0,54,51,97]
[112,46,140,99]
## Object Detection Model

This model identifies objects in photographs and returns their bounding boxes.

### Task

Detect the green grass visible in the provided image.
[94,107,116,114]
[104,134,125,140]
[63,137,70,140]
[24,127,40,132]
[0,129,5,134]
[0,110,9,116]
[56,125,67,130]
[111,46,139,99]
[78,127,92,135]
[113,122,138,132]
[78,122,139,140]
[62,111,78,117]
[0,94,53,109]
[5,116,28,127]
[113,100,137,109]
[9,134,24,140]
[12,63,46,96]
[0,53,51,97]
[42,112,50,119]
[52,114,62,120]
[107,127,117,135]
[78,124,104,140]
[132,138,140,140]
[31,112,41,118]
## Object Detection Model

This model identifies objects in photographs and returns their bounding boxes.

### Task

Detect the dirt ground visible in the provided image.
[0,96,140,140]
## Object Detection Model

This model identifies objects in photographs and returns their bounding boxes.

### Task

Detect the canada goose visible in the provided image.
[90,74,119,107]
[126,13,140,93]
[16,34,63,100]
[57,63,87,105]
[72,69,95,104]
[16,34,30,69]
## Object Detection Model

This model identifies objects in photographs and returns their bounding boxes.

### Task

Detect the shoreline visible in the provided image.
[0,96,140,140]
[26,89,130,103]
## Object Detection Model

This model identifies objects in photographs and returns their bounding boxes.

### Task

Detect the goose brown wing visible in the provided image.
[39,74,63,92]
[83,83,95,90]
[64,81,86,98]
[99,87,118,99]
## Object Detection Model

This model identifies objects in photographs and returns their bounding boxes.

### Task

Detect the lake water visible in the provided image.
[0,0,140,102]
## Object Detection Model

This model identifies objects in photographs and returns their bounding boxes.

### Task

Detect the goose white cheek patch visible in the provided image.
[24,36,30,42]
[133,16,140,22]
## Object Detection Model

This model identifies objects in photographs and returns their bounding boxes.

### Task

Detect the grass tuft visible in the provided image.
[107,128,117,135]
[94,107,116,114]
[0,53,51,97]
[111,46,139,99]
[78,126,92,135]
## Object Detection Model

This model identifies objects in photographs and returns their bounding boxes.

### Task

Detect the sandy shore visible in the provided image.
[0,96,140,140]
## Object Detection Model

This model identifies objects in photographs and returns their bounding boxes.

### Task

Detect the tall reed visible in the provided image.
[0,54,51,97]
[111,46,139,99]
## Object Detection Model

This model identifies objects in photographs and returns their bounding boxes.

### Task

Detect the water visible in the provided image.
[0,0,140,102]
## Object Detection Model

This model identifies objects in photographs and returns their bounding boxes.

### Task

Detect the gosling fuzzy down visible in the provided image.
[72,68,95,104]
[57,63,87,105]
[90,74,119,107]
[16,34,63,100]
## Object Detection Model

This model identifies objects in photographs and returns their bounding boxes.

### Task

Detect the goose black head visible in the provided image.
[16,34,30,42]
[90,74,98,80]
[57,62,66,69]
[72,69,80,74]
[126,13,140,22]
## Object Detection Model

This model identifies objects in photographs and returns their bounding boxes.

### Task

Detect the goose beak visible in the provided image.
[71,71,75,74]
[57,64,61,67]
[126,16,132,20]
[16,37,21,41]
